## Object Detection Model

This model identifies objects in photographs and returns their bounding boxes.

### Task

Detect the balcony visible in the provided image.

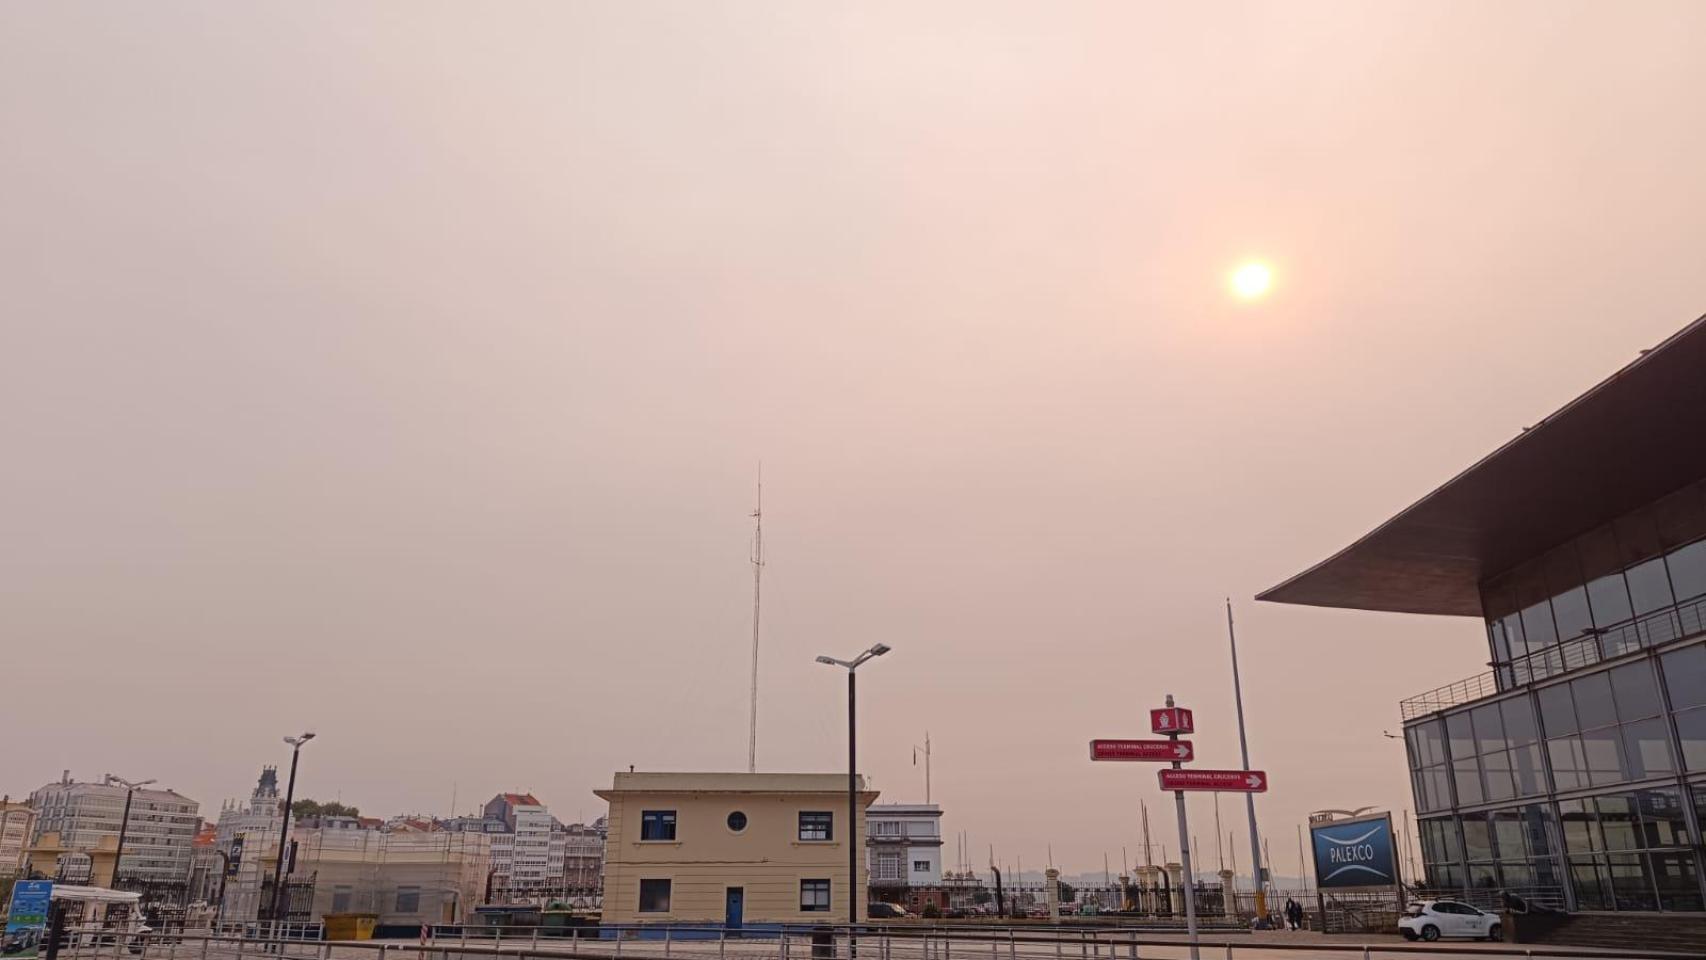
[1400,593,1706,721]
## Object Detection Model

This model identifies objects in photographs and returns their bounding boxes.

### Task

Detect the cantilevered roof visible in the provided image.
[1258,312,1706,617]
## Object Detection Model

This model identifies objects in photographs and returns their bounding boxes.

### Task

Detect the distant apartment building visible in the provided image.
[595,772,877,926]
[562,818,607,897]
[0,798,37,877]
[866,804,943,888]
[29,772,200,883]
[290,824,491,925]
[439,793,604,903]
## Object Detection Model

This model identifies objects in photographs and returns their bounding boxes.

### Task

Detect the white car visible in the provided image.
[1398,900,1502,942]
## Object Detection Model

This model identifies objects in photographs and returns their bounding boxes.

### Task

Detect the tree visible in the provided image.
[292,799,360,819]
[1056,881,1077,903]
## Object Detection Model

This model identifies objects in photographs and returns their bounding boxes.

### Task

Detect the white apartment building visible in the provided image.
[1,799,37,877]
[866,803,943,887]
[29,772,200,883]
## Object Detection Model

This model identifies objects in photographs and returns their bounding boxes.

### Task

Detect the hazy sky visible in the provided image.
[4,2,1705,880]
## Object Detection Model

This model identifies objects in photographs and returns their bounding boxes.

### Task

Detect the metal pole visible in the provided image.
[1225,600,1265,920]
[272,743,303,925]
[113,785,137,887]
[1165,695,1199,960]
[848,668,859,960]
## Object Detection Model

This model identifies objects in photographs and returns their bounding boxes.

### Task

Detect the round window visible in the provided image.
[727,811,748,832]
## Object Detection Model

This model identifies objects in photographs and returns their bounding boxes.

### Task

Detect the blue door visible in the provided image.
[725,887,744,930]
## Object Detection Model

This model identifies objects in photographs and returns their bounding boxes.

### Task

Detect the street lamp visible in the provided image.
[815,644,890,953]
[107,775,157,888]
[270,733,315,930]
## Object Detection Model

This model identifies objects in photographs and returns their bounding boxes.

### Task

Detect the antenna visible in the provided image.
[747,466,764,773]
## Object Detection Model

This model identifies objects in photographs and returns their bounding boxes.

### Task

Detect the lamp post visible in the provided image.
[815,644,891,957]
[107,775,157,888]
[270,733,315,930]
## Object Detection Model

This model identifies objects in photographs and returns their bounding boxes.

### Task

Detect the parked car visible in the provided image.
[1398,900,1501,942]
[868,902,910,920]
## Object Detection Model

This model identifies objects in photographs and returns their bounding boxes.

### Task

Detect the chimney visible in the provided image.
[63,770,71,785]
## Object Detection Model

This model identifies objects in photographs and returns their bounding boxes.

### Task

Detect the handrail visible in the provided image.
[1400,594,1706,721]
[123,929,1696,960]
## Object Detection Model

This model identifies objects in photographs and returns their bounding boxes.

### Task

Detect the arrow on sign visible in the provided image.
[1089,739,1195,762]
[1158,768,1269,793]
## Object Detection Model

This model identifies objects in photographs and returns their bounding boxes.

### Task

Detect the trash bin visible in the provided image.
[810,927,835,960]
[323,914,378,941]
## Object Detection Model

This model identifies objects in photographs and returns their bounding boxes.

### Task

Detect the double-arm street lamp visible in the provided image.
[269,733,315,927]
[108,775,157,887]
[814,644,891,950]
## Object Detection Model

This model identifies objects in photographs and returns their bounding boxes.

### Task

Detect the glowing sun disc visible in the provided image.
[1231,262,1273,300]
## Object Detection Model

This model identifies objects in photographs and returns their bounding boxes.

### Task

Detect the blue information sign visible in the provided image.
[4,879,54,958]
[1310,814,1398,889]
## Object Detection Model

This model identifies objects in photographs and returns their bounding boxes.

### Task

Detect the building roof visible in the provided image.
[1259,311,1706,617]
[498,792,540,807]
[594,771,874,799]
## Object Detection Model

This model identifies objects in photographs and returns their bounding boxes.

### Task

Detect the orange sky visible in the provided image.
[3,1,1705,880]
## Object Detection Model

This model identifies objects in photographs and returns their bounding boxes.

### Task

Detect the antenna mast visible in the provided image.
[747,467,764,773]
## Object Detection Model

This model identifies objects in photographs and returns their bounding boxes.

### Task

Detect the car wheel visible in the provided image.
[1486,924,1502,942]
[1420,924,1440,942]
[1401,930,1418,942]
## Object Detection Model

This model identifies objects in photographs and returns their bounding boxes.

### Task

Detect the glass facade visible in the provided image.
[1480,480,1706,689]
[1407,640,1706,912]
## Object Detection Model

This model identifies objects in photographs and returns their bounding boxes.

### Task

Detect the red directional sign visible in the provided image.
[1089,739,1195,762]
[1150,707,1195,735]
[1159,769,1268,792]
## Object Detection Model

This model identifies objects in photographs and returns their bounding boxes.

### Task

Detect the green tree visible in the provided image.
[292,799,360,819]
[1057,881,1076,903]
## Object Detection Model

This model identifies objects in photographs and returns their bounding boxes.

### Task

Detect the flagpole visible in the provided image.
[1227,598,1267,919]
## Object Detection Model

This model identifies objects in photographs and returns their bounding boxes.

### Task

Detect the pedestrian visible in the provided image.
[1288,898,1304,931]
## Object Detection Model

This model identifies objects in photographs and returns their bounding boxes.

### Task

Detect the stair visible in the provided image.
[1513,911,1706,956]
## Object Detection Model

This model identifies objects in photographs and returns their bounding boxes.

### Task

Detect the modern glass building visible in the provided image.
[1261,312,1706,915]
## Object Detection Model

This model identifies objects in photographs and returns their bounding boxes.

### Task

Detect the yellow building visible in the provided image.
[595,772,877,926]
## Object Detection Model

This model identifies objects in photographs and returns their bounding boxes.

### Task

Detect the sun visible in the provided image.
[1231,262,1273,300]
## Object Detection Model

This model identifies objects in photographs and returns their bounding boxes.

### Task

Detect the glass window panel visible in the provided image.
[1520,804,1555,859]
[1550,587,1595,644]
[1468,863,1499,889]
[1549,736,1587,791]
[1539,683,1578,736]
[1617,507,1665,566]
[1446,712,1476,760]
[1415,719,1445,766]
[1490,809,1526,860]
[1420,767,1453,813]
[1662,644,1706,710]
[1597,795,1640,851]
[1461,815,1493,861]
[1512,744,1546,797]
[1582,726,1626,786]
[1481,750,1515,802]
[1500,861,1535,889]
[1666,540,1706,604]
[1587,573,1635,629]
[1520,601,1559,650]
[1572,672,1618,730]
[1452,757,1484,806]
[1651,852,1704,912]
[1405,727,1424,771]
[1472,703,1506,754]
[1626,557,1676,617]
[1636,788,1688,849]
[1501,613,1528,660]
[1621,718,1675,781]
[1610,662,1662,721]
[1559,799,1599,854]
[1653,485,1706,549]
[1674,706,1706,771]
[1570,859,1609,910]
[1502,696,1539,745]
[1607,853,1658,911]
[1488,620,1512,666]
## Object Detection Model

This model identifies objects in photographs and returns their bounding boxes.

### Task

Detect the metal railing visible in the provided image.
[86,926,1696,960]
[1400,594,1706,721]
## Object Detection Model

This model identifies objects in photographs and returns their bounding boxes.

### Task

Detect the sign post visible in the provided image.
[1162,694,1200,960]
